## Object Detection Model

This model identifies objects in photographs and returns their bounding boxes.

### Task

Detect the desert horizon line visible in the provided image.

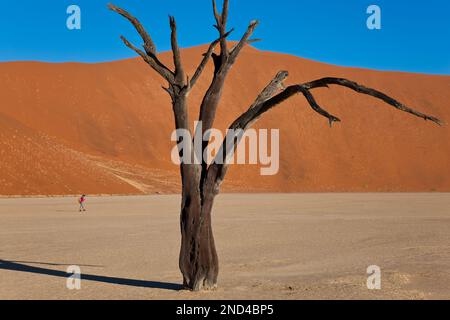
[1,42,449,77]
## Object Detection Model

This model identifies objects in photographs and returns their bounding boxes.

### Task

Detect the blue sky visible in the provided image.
[1,0,449,74]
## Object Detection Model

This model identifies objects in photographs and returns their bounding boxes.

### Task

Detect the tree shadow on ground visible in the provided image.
[5,260,104,268]
[0,259,183,291]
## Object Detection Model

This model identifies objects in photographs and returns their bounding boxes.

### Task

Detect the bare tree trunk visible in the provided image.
[179,189,218,291]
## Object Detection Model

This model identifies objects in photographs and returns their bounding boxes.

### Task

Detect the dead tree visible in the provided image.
[109,1,441,291]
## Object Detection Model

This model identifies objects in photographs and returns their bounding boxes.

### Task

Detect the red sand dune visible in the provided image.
[0,44,449,195]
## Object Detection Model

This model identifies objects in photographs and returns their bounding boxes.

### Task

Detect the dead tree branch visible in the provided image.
[190,29,234,89]
[199,3,259,131]
[108,4,175,85]
[302,78,442,125]
[212,0,230,61]
[107,3,156,55]
[228,20,259,64]
[169,16,185,85]
[205,72,442,194]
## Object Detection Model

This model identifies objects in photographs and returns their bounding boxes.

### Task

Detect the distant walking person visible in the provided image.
[78,195,86,212]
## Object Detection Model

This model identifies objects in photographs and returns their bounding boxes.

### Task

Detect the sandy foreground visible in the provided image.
[0,193,449,300]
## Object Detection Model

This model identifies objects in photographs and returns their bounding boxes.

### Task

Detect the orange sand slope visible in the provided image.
[0,45,449,195]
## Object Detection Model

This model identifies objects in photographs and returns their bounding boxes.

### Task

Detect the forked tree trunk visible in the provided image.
[179,190,219,291]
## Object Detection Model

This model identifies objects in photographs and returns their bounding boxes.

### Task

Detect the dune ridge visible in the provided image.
[0,44,449,195]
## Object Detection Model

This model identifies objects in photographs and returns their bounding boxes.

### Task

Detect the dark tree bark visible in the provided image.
[109,1,441,291]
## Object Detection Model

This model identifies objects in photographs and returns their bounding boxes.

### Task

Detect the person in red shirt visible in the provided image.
[78,195,86,212]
